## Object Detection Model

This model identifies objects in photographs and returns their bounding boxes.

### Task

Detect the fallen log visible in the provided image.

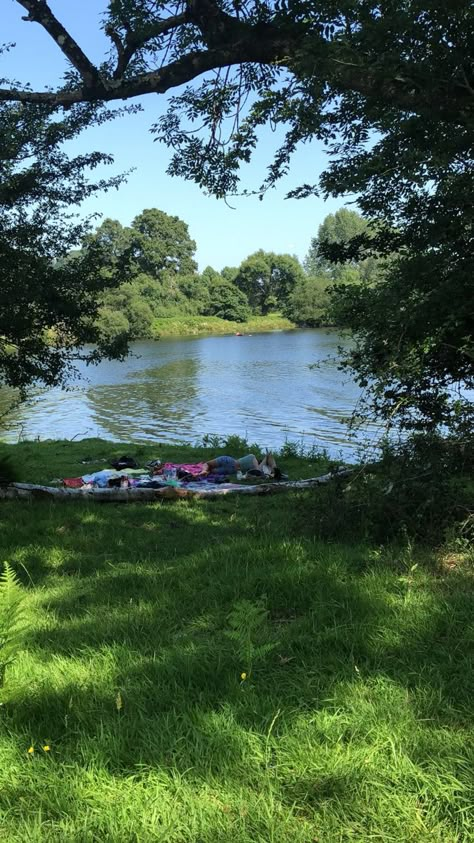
[0,468,353,503]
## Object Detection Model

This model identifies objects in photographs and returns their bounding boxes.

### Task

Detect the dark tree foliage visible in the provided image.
[1,1,473,429]
[129,209,198,277]
[203,279,251,322]
[0,97,129,392]
[83,210,198,280]
[283,275,332,327]
[197,266,251,321]
[320,85,473,432]
[235,251,304,314]
[305,209,371,280]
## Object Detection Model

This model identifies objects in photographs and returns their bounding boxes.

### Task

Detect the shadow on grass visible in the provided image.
[0,493,473,842]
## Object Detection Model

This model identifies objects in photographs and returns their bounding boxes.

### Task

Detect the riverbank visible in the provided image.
[151,313,295,337]
[0,439,472,842]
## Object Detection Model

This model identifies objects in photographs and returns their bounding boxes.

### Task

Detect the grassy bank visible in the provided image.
[151,314,295,338]
[0,439,472,841]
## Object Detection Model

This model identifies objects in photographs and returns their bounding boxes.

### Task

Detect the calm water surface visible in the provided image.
[0,330,380,458]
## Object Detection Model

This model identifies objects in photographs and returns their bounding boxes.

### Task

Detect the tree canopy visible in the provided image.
[305,209,368,280]
[0,96,129,392]
[1,2,471,133]
[128,209,198,278]
[235,251,304,314]
[86,209,197,280]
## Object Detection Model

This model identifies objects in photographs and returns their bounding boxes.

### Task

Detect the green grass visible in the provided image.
[0,439,472,841]
[151,314,295,337]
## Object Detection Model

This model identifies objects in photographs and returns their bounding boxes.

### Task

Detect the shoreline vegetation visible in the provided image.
[0,437,472,841]
[42,314,300,347]
[151,313,296,338]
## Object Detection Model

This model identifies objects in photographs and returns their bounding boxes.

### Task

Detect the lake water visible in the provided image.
[0,330,381,459]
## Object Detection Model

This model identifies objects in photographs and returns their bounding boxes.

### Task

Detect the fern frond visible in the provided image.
[0,561,27,685]
[226,598,278,672]
[0,561,22,591]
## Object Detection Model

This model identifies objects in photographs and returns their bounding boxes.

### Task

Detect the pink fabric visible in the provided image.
[162,462,206,475]
[63,477,84,488]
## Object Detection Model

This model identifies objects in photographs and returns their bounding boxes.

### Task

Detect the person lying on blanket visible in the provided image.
[200,452,277,477]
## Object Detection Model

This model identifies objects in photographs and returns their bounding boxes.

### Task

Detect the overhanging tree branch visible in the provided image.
[0,59,469,126]
[1,0,472,124]
[6,0,294,104]
[0,43,287,105]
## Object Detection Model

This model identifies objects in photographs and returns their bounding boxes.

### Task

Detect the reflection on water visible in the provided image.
[0,330,380,458]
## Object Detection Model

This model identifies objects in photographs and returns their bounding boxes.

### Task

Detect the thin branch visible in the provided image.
[109,12,191,79]
[105,26,126,76]
[461,67,474,97]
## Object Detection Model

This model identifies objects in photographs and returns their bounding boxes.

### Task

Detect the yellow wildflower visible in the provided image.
[42,745,51,752]
[27,746,34,754]
[240,672,247,681]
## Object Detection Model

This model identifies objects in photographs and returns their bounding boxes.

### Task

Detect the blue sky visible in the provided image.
[1,0,354,271]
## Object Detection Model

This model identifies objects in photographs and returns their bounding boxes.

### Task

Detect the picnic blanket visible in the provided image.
[62,464,240,490]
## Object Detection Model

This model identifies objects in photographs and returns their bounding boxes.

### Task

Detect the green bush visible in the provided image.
[203,281,251,322]
[199,433,262,456]
[95,306,130,341]
[283,275,332,326]
[304,434,473,543]
[0,454,18,485]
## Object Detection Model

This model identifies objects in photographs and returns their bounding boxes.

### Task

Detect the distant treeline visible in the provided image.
[69,207,382,340]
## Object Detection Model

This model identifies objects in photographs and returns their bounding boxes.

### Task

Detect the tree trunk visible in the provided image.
[0,469,352,502]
